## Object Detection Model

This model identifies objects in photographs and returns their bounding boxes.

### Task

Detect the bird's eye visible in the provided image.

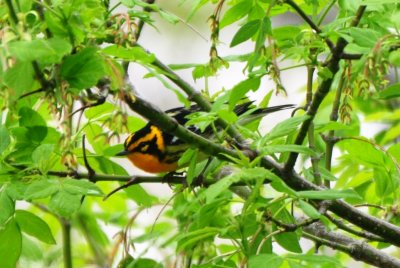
[140,144,149,152]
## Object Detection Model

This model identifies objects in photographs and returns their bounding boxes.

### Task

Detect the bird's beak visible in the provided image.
[115,150,130,156]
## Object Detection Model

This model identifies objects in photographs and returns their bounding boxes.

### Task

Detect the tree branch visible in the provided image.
[119,80,400,247]
[324,213,385,242]
[284,5,367,172]
[138,44,246,143]
[304,222,400,268]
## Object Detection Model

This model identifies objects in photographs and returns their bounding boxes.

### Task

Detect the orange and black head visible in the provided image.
[115,124,179,173]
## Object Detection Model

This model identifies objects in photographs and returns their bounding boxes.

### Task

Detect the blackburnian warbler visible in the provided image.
[116,102,294,173]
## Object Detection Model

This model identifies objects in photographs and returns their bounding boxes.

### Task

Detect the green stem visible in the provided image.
[76,214,107,266]
[61,219,73,268]
[5,0,18,25]
[325,72,346,181]
[317,0,337,26]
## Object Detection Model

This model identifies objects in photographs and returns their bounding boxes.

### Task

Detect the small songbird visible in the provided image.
[116,101,294,173]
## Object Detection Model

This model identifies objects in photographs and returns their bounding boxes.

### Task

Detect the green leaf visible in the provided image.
[0,189,15,225]
[298,200,320,219]
[3,62,35,97]
[374,168,395,197]
[220,0,253,28]
[203,172,241,203]
[229,78,261,110]
[18,107,46,127]
[15,210,56,244]
[62,179,104,196]
[8,38,72,64]
[230,20,260,47]
[186,149,199,186]
[177,227,220,251]
[21,235,43,261]
[102,45,155,63]
[159,10,180,24]
[274,231,302,253]
[343,139,385,167]
[314,121,355,132]
[32,144,56,173]
[389,50,400,66]
[379,83,400,99]
[286,253,342,265]
[261,144,317,157]
[248,254,283,268]
[49,191,81,217]
[25,180,59,200]
[297,189,361,200]
[261,115,310,143]
[346,27,381,48]
[61,47,106,90]
[0,125,10,155]
[0,218,22,268]
[127,258,163,268]
[124,185,154,207]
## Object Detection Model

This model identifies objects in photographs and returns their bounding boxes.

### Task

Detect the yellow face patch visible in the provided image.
[127,126,165,153]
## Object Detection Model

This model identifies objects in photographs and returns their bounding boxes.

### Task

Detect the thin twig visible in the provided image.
[82,135,96,180]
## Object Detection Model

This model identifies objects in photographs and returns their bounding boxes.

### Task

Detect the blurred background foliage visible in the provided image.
[1,0,400,267]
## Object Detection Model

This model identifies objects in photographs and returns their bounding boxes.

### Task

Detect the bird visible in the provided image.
[116,101,294,173]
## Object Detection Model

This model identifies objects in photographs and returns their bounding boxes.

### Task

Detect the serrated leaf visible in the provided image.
[49,191,81,217]
[230,20,260,47]
[0,219,22,268]
[62,179,104,196]
[25,180,59,200]
[297,189,361,200]
[15,210,56,244]
[61,47,106,90]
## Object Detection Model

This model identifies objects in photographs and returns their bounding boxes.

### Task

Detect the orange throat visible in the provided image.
[127,152,178,173]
